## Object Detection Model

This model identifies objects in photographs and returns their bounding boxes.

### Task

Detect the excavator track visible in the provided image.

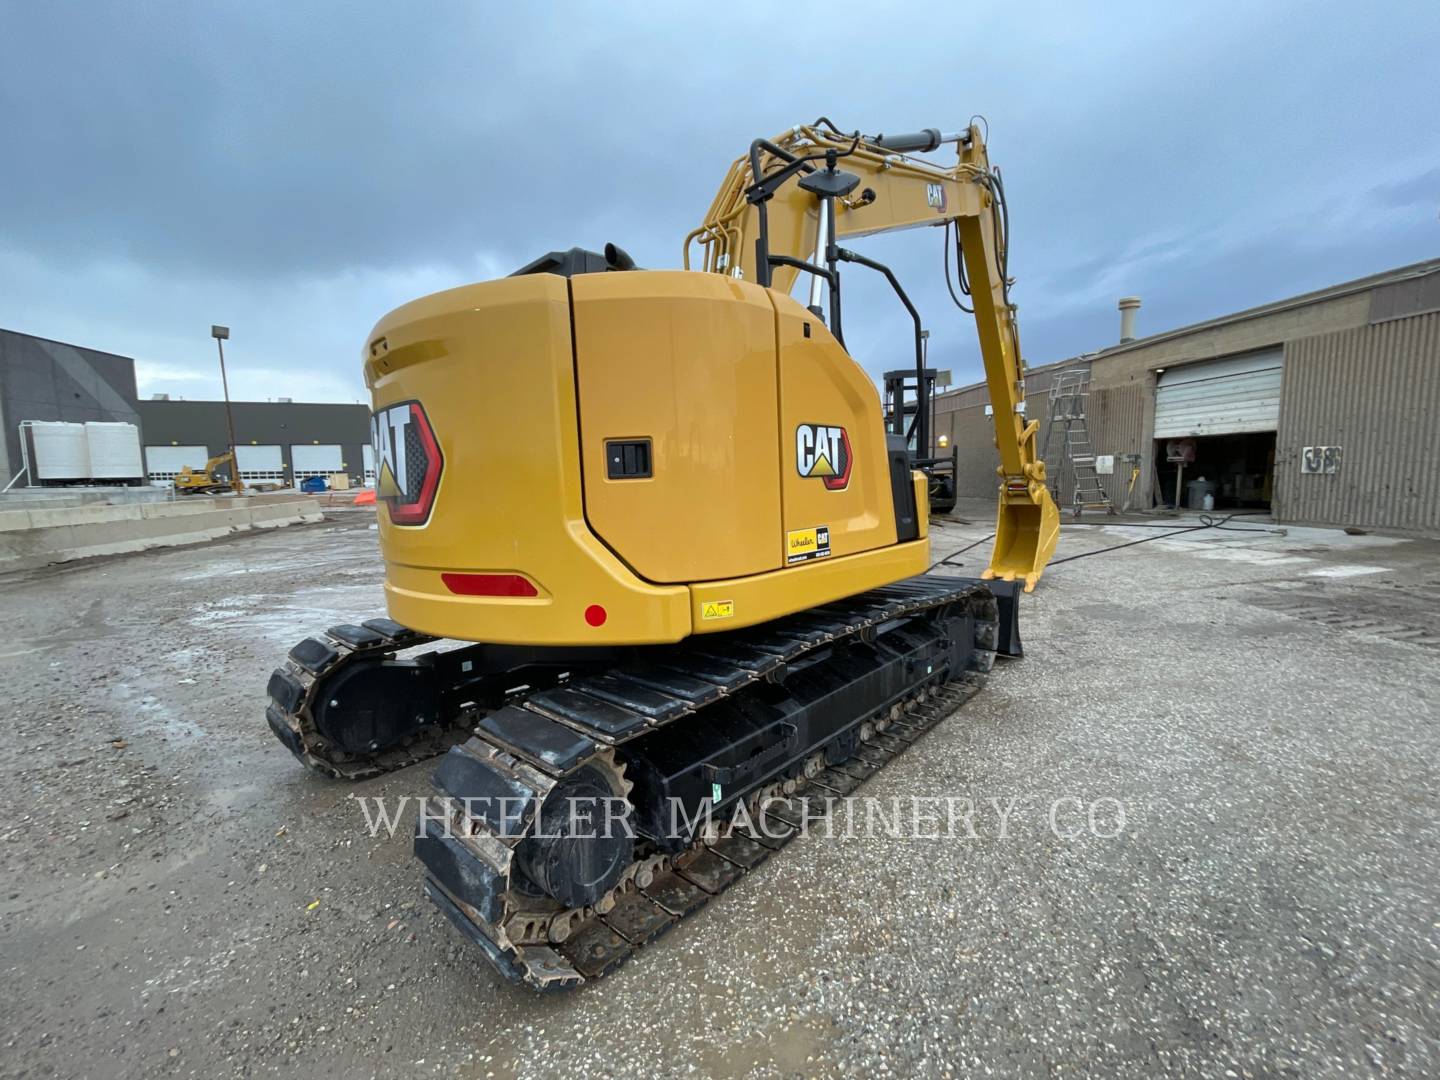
[266,574,1017,989]
[426,671,986,990]
[415,576,1000,989]
[265,618,459,781]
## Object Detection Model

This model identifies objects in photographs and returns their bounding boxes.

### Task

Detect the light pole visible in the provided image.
[211,325,244,494]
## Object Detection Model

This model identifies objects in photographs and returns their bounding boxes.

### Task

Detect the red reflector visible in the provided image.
[584,604,608,627]
[441,573,538,597]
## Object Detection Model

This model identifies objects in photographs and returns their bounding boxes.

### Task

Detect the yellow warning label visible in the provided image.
[701,599,734,620]
[786,525,832,564]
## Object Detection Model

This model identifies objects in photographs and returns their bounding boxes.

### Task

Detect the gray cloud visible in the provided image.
[2,1,1437,402]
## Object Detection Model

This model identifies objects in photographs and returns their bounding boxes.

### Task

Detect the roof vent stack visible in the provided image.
[1118,296,1141,343]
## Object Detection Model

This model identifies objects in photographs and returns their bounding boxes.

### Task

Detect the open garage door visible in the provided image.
[1154,349,1283,511]
[291,443,343,481]
[1154,349,1283,437]
[145,445,208,487]
[362,444,376,487]
[236,444,284,484]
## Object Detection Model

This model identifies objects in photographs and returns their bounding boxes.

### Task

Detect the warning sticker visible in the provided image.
[786,525,832,564]
[701,599,734,621]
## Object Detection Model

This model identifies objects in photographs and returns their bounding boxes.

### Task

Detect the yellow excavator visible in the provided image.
[266,119,1059,989]
[173,451,244,495]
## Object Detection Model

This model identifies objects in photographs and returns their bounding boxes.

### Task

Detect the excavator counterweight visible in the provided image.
[266,118,1054,988]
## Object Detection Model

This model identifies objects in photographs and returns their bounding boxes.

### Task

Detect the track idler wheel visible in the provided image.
[515,755,634,910]
[309,656,439,756]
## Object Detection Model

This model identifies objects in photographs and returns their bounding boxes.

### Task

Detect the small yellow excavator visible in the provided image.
[173,452,243,495]
[266,119,1059,989]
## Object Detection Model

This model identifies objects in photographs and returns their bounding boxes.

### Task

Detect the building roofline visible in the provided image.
[935,255,1440,401]
[1073,256,1440,362]
[0,326,136,361]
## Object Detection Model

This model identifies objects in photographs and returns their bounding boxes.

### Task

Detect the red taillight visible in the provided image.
[441,573,539,597]
[584,604,608,627]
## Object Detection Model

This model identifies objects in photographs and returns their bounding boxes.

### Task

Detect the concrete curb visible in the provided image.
[0,494,325,573]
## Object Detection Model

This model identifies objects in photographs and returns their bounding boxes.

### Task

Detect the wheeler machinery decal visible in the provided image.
[786,525,832,564]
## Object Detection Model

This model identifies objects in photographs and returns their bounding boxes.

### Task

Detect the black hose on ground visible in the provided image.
[927,533,995,573]
[924,511,1284,575]
[1048,511,1282,567]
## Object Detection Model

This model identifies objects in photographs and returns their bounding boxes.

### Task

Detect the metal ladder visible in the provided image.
[1039,368,1114,516]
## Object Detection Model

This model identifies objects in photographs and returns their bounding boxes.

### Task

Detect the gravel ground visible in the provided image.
[1,508,1437,1079]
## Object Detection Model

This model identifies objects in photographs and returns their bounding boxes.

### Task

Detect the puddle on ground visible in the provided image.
[183,584,385,644]
[1163,545,1314,567]
[1303,564,1389,578]
[112,682,207,739]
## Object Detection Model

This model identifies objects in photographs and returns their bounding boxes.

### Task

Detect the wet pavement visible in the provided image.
[2,511,1437,1078]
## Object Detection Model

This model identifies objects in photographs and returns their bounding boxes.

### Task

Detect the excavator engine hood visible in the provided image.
[362,264,929,647]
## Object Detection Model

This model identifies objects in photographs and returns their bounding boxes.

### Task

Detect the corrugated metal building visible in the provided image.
[932,258,1440,534]
[1,326,372,488]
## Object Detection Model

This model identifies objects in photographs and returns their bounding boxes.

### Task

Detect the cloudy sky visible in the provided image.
[2,2,1436,402]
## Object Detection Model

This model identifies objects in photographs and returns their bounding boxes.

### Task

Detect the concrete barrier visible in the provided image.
[0,494,325,573]
[0,485,172,511]
[311,491,377,509]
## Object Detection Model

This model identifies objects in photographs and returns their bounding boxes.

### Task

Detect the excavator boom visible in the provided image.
[689,122,1059,590]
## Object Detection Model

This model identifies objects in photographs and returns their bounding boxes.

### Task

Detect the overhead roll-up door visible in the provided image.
[236,444,284,483]
[145,445,209,486]
[291,443,343,480]
[1154,349,1284,438]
